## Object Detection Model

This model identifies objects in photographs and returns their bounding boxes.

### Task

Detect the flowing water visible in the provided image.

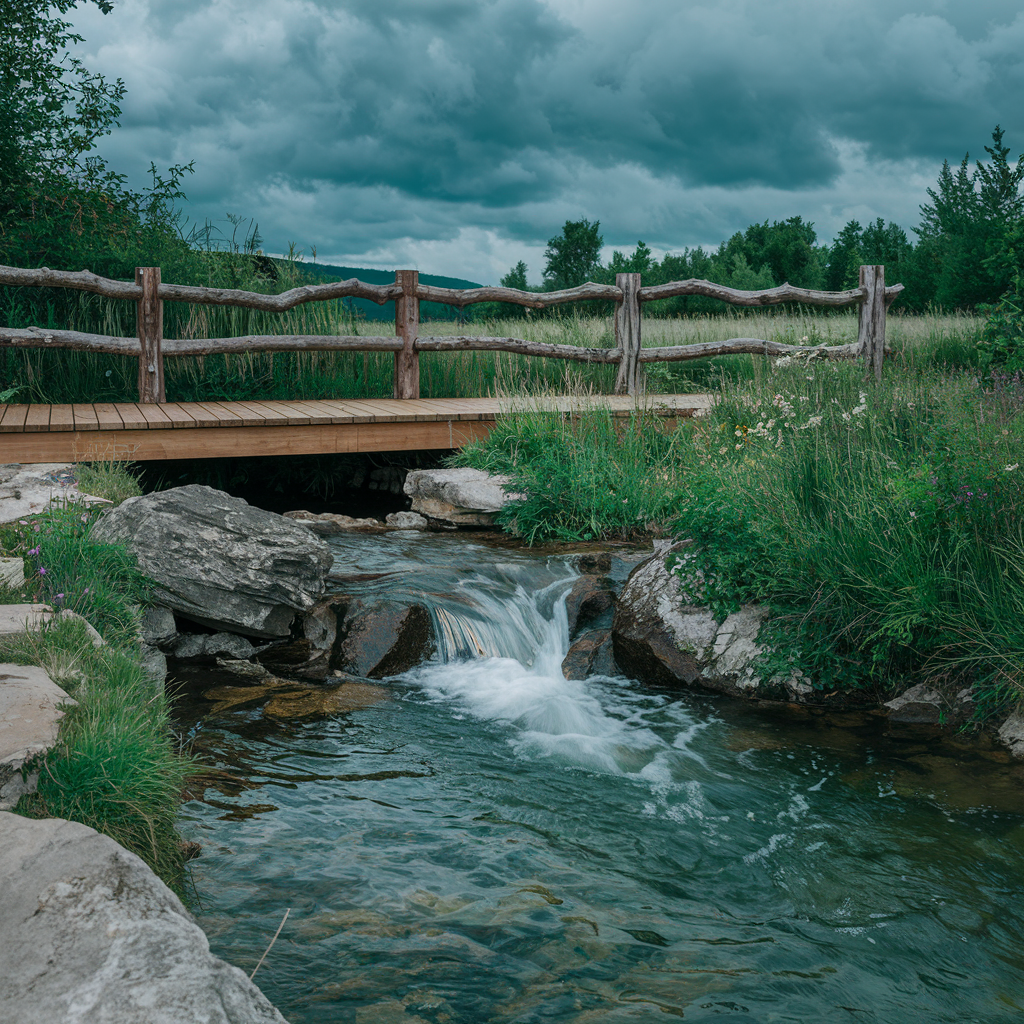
[176,533,1024,1023]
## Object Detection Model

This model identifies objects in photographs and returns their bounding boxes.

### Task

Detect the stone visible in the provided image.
[0,603,51,637]
[611,546,768,697]
[257,598,339,681]
[54,609,105,647]
[385,511,429,530]
[139,644,168,686]
[569,552,613,575]
[0,664,72,811]
[141,605,177,645]
[403,467,518,527]
[92,485,332,638]
[0,557,24,589]
[170,633,259,661]
[283,510,383,535]
[333,599,435,678]
[0,463,111,525]
[997,712,1024,758]
[884,683,946,725]
[564,576,615,639]
[0,812,287,1023]
[561,629,618,680]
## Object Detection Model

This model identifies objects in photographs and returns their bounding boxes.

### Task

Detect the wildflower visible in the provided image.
[55,593,64,600]
[27,546,39,556]
[1005,464,1020,472]
[37,567,47,576]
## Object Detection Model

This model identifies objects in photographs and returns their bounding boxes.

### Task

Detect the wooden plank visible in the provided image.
[48,405,76,432]
[0,405,30,433]
[71,404,99,430]
[114,404,152,430]
[23,405,51,432]
[157,403,199,427]
[241,400,315,426]
[309,399,379,424]
[169,403,223,428]
[134,403,174,428]
[192,402,244,425]
[93,404,125,430]
[220,401,275,427]
[233,401,291,425]
[260,400,335,425]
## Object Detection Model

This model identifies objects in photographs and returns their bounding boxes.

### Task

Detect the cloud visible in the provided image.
[71,0,1024,281]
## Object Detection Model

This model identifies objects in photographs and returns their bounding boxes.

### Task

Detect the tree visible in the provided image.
[500,261,528,290]
[916,126,1024,308]
[543,219,603,289]
[607,241,653,276]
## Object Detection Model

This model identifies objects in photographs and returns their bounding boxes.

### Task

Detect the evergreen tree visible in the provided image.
[500,261,528,290]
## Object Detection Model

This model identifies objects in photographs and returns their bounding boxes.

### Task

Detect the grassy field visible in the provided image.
[1,308,983,404]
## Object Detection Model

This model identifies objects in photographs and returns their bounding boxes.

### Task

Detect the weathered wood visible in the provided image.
[415,280,622,309]
[415,336,621,363]
[639,279,867,307]
[0,327,140,355]
[0,265,143,299]
[394,270,420,400]
[158,277,400,309]
[638,338,862,362]
[857,265,887,381]
[614,273,642,395]
[136,267,164,403]
[161,335,404,355]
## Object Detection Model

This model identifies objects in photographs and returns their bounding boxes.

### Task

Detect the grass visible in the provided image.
[455,325,1024,719]
[0,466,195,892]
[0,308,984,404]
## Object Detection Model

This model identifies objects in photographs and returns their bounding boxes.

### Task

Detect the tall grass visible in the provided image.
[1,305,983,404]
[456,353,1024,714]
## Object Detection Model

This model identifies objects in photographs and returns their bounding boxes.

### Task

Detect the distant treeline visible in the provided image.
[498,126,1024,317]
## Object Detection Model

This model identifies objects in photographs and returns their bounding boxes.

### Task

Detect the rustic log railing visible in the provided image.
[0,264,903,402]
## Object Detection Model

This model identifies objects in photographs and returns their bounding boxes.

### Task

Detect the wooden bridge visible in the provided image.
[0,262,899,462]
[0,395,713,462]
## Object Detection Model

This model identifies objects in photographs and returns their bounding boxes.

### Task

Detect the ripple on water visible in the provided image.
[175,532,1024,1023]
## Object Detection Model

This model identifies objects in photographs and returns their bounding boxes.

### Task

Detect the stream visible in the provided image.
[175,532,1024,1023]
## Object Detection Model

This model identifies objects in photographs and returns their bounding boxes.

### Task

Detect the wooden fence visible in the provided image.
[0,264,903,403]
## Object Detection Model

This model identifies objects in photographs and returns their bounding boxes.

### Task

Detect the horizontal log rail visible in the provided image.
[0,261,901,400]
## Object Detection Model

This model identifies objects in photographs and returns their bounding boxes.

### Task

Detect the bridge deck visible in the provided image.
[0,395,711,462]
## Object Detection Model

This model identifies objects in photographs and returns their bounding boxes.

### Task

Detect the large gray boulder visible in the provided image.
[404,468,516,527]
[612,545,775,698]
[92,485,332,638]
[0,664,71,811]
[0,812,286,1023]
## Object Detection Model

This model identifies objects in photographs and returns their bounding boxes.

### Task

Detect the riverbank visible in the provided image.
[453,351,1024,733]
[0,475,194,892]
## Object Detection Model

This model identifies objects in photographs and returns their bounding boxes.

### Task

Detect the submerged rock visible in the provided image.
[997,712,1024,758]
[256,598,339,681]
[92,485,332,638]
[611,546,767,697]
[283,510,384,535]
[334,599,435,678]
[404,467,517,527]
[0,664,72,811]
[562,629,618,680]
[564,576,615,639]
[0,812,287,1023]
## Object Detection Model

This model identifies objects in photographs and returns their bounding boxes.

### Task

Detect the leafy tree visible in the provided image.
[916,126,1024,309]
[543,219,603,289]
[606,240,653,276]
[717,216,823,289]
[500,261,528,290]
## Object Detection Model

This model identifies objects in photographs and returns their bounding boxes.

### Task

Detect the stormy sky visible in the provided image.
[71,0,1024,283]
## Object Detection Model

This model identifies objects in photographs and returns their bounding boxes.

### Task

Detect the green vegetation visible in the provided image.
[0,478,193,892]
[455,330,1024,718]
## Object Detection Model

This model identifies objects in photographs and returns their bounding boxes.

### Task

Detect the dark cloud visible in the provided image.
[71,0,1024,281]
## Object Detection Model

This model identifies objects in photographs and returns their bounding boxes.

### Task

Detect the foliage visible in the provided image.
[0,503,149,645]
[543,218,604,290]
[3,618,194,892]
[76,460,143,505]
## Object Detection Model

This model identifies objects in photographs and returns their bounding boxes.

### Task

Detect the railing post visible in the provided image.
[857,264,886,383]
[614,272,642,395]
[135,266,165,403]
[394,270,420,399]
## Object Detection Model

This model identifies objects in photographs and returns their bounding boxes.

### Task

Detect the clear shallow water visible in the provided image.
[177,533,1024,1023]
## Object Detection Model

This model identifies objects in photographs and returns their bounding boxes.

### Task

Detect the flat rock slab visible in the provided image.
[0,812,287,1023]
[0,663,70,811]
[0,603,51,637]
[0,463,110,524]
[404,467,518,527]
